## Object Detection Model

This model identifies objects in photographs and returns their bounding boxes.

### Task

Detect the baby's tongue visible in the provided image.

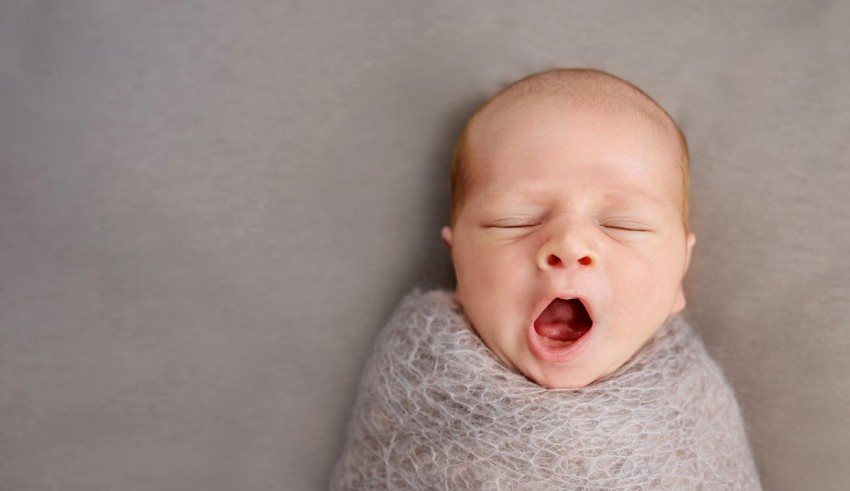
[534,298,592,342]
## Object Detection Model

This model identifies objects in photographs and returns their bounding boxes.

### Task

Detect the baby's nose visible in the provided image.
[544,254,593,267]
[536,225,597,271]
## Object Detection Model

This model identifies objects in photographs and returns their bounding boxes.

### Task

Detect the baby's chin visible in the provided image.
[486,334,614,389]
[502,338,605,389]
[520,367,610,389]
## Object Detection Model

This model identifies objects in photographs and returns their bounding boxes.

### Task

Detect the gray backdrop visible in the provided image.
[2,1,849,490]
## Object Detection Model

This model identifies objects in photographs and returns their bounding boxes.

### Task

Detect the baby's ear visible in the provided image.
[440,226,453,253]
[683,232,696,274]
[671,233,697,314]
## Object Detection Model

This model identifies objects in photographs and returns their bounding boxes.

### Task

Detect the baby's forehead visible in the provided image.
[475,84,673,144]
[465,83,687,202]
[470,94,680,171]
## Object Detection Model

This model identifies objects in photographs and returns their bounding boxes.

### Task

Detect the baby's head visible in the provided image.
[441,68,697,389]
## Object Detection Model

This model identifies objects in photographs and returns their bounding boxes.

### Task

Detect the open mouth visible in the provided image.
[533,298,593,347]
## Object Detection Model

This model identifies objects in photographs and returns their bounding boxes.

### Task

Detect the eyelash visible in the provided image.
[600,223,651,232]
[487,217,542,228]
[486,217,652,232]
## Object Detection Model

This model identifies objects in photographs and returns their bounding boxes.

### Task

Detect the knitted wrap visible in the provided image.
[331,289,760,490]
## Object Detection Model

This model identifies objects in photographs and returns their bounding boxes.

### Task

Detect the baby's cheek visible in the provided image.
[457,257,494,299]
[464,245,510,282]
[455,250,504,314]
[610,254,664,312]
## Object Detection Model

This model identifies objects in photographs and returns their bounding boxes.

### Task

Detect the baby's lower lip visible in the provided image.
[538,337,578,348]
[527,319,593,363]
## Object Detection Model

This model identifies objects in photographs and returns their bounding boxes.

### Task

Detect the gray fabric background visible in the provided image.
[1,1,848,490]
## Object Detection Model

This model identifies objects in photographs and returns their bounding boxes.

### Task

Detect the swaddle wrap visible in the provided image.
[331,289,760,490]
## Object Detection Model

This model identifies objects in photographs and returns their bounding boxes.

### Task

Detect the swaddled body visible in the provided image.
[331,289,760,489]
[333,69,760,488]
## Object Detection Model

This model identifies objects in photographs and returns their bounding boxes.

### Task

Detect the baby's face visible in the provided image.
[443,94,696,389]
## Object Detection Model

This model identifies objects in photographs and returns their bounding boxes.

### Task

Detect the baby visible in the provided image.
[332,69,760,489]
[440,68,695,389]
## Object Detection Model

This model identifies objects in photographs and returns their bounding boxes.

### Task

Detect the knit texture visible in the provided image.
[331,289,761,490]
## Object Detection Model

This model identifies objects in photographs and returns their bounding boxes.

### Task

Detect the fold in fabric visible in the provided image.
[331,289,760,490]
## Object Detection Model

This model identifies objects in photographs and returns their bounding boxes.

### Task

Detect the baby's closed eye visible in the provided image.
[598,220,653,232]
[486,216,543,229]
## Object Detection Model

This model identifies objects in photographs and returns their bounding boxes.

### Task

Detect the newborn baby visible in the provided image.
[441,68,695,389]
[332,69,760,489]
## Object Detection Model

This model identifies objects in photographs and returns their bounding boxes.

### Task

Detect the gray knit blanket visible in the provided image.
[331,289,761,490]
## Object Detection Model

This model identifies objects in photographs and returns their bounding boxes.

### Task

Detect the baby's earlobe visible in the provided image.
[441,226,454,252]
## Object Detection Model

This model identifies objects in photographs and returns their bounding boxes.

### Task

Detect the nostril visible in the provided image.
[578,256,592,266]
[547,255,562,266]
